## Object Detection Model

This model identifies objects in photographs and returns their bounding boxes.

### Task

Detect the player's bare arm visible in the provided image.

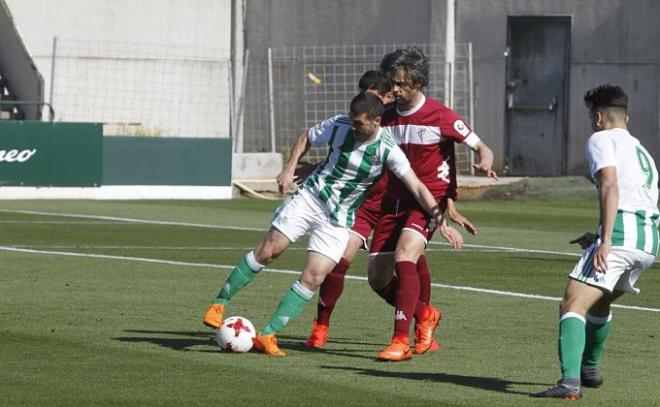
[471,140,499,181]
[276,130,311,194]
[593,166,618,273]
[398,168,447,226]
[447,198,477,235]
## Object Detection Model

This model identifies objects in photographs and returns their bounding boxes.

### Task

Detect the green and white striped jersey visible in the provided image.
[586,128,660,255]
[303,114,410,227]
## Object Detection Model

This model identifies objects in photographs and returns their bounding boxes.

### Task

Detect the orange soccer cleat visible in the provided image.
[305,320,329,349]
[378,337,413,362]
[202,304,225,329]
[253,333,286,356]
[427,339,441,352]
[414,305,441,354]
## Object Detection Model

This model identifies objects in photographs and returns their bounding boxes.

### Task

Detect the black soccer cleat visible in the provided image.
[581,366,604,388]
[532,381,582,400]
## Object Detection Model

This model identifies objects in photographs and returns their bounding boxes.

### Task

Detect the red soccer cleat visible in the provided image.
[378,337,413,362]
[414,306,441,354]
[305,320,329,349]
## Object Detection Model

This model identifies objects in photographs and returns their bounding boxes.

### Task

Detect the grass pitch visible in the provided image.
[1,195,659,406]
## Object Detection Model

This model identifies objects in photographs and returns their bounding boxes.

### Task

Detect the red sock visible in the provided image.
[417,255,431,305]
[374,276,398,307]
[394,261,419,337]
[414,255,432,319]
[316,257,351,325]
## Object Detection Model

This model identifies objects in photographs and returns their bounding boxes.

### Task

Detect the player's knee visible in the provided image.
[394,246,419,263]
[589,302,611,317]
[560,297,589,316]
[300,273,324,291]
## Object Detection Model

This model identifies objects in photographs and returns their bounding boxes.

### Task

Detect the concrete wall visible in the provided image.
[244,0,447,51]
[4,0,232,137]
[457,0,660,174]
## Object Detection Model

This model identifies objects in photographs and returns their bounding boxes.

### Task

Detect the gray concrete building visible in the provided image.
[243,0,660,176]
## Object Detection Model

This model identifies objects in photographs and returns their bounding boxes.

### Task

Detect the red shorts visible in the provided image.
[369,199,447,255]
[349,204,381,249]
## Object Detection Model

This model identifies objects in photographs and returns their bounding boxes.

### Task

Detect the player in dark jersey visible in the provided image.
[305,70,475,350]
[369,47,498,361]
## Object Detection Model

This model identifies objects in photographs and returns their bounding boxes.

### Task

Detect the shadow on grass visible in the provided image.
[321,365,544,396]
[115,329,216,352]
[114,330,380,358]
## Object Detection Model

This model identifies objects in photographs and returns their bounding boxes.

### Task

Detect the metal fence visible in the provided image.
[49,39,475,172]
[242,43,475,172]
[50,38,232,137]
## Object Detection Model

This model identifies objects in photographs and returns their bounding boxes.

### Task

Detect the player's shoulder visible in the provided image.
[334,114,351,125]
[417,96,461,122]
[378,128,397,148]
[587,128,631,145]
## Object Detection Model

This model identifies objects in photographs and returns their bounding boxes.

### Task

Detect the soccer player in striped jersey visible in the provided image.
[305,71,475,350]
[534,85,659,399]
[202,92,462,356]
[368,47,498,361]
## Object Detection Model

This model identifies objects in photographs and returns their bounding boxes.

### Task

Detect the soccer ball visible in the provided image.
[216,316,256,353]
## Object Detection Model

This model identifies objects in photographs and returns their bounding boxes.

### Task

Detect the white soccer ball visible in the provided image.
[216,316,256,353]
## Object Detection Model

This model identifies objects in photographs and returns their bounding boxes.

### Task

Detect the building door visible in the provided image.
[505,16,570,175]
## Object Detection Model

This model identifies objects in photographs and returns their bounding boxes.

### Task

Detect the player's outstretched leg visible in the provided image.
[254,281,314,356]
[306,257,351,348]
[203,251,264,328]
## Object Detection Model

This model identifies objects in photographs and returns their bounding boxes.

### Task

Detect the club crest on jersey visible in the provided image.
[368,152,380,164]
[453,120,470,137]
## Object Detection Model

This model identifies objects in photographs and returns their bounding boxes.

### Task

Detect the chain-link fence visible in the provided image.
[243,43,475,172]
[49,39,474,171]
[50,38,232,137]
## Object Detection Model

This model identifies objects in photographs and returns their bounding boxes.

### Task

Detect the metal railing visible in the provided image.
[0,100,55,121]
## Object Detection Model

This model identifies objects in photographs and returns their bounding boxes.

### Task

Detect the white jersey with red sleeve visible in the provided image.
[381,94,479,207]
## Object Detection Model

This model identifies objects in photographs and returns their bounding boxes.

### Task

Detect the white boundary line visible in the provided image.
[0,245,658,313]
[0,209,265,232]
[0,209,582,257]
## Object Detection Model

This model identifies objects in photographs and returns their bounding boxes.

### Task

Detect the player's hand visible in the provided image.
[472,163,499,181]
[592,241,610,273]
[439,223,463,252]
[293,162,318,186]
[276,168,296,194]
[447,206,477,235]
[570,233,597,250]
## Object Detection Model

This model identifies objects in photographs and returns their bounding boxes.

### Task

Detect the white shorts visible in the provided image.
[569,242,656,294]
[271,188,349,263]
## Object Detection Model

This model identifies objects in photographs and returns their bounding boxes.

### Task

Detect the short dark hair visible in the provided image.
[350,92,384,119]
[358,70,392,94]
[379,46,429,89]
[584,84,628,112]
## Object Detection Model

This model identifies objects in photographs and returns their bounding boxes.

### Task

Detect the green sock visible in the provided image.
[582,313,612,368]
[558,313,586,380]
[261,281,314,335]
[212,252,263,305]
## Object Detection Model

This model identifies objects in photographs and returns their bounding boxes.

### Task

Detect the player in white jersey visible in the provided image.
[534,85,659,399]
[202,92,462,356]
